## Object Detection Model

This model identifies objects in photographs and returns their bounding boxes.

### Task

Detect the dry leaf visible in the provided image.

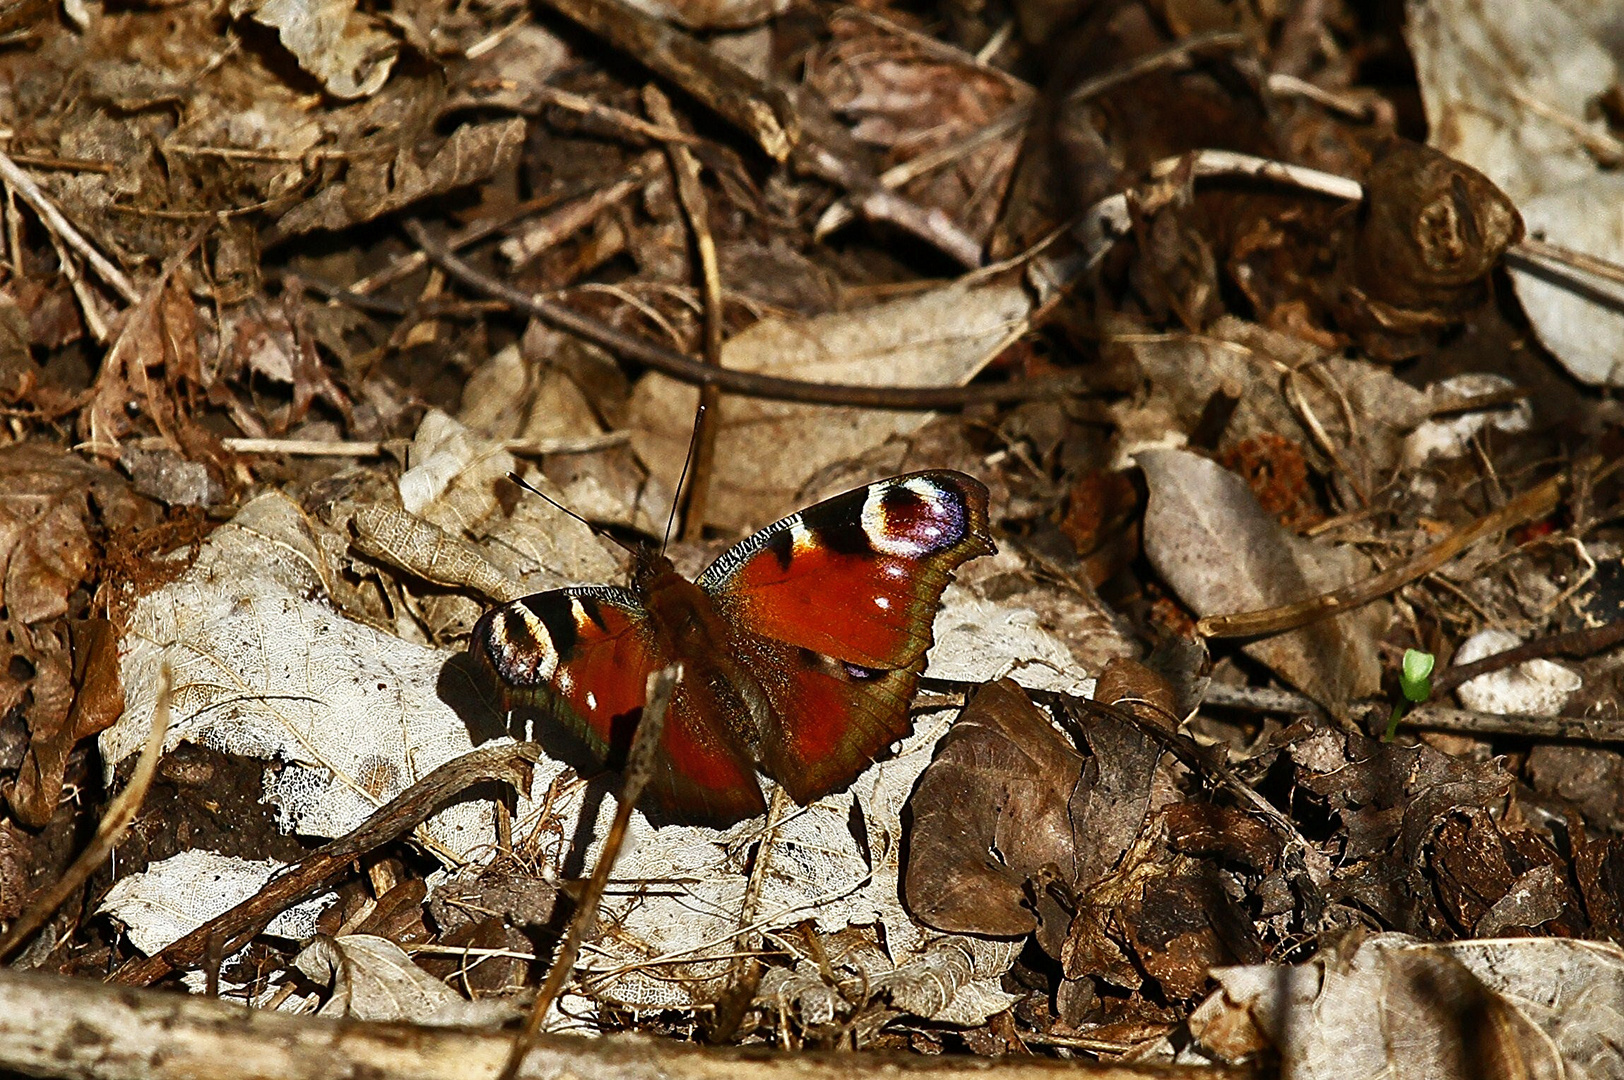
[904,679,1083,939]
[1189,934,1624,1078]
[230,0,398,99]
[629,281,1030,532]
[100,849,338,956]
[1138,448,1384,709]
[294,934,514,1024]
[1408,0,1624,385]
[272,119,524,237]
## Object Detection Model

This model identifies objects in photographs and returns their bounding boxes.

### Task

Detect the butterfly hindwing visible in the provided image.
[471,586,766,825]
[735,633,922,805]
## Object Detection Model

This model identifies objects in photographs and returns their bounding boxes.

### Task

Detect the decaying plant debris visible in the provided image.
[3,0,1624,1077]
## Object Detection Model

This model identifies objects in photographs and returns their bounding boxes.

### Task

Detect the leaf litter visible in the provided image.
[1,0,1624,1076]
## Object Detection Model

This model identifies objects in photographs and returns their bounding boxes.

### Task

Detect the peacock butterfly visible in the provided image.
[471,470,995,826]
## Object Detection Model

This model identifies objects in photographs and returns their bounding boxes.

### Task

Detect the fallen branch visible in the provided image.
[109,742,541,987]
[0,966,1256,1080]
[405,219,1079,409]
[499,666,678,1080]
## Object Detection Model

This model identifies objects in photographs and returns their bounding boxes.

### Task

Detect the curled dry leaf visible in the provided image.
[1138,448,1385,710]
[272,119,524,237]
[1334,140,1522,359]
[10,619,122,829]
[230,0,398,99]
[1408,0,1624,384]
[294,934,514,1025]
[904,679,1083,940]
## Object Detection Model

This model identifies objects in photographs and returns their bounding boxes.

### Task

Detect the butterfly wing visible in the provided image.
[471,586,765,825]
[698,471,994,802]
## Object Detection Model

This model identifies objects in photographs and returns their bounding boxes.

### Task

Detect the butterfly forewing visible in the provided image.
[472,587,654,761]
[697,472,994,669]
[700,471,994,802]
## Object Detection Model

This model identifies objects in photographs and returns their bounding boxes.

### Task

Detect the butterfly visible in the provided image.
[470,470,995,827]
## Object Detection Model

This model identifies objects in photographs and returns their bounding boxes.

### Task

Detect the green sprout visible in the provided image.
[1384,648,1435,741]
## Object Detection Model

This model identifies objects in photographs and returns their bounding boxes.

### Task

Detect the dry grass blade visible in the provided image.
[0,663,169,963]
[499,664,680,1080]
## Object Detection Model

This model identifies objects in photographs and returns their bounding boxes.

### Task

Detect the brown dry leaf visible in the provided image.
[630,281,1030,531]
[230,0,399,99]
[1113,316,1430,506]
[806,11,1033,245]
[272,118,524,237]
[0,445,136,625]
[0,292,37,405]
[1138,448,1385,710]
[903,679,1083,940]
[10,619,122,829]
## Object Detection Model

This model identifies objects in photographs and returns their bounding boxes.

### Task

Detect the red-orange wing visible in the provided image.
[698,472,993,668]
[698,471,994,802]
[470,586,765,825]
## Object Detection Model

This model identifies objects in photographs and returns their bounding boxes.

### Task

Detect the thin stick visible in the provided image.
[404,219,1075,409]
[644,86,722,540]
[0,149,139,303]
[1398,704,1624,743]
[1197,472,1565,639]
[498,665,679,1080]
[0,664,171,963]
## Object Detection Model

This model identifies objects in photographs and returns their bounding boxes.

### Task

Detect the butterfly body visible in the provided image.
[473,470,994,826]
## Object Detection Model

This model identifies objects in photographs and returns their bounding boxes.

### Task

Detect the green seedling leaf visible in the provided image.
[1401,649,1436,703]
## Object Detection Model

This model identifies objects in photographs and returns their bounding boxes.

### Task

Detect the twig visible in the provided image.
[531,0,795,161]
[1197,472,1565,639]
[108,742,541,987]
[1065,31,1249,107]
[644,85,722,539]
[533,84,703,146]
[1430,616,1624,698]
[135,434,628,457]
[499,151,662,267]
[0,149,139,302]
[404,219,1077,409]
[1398,704,1624,743]
[0,665,170,963]
[499,666,679,1080]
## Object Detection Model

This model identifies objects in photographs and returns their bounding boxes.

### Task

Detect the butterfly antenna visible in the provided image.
[506,472,638,556]
[661,403,706,556]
